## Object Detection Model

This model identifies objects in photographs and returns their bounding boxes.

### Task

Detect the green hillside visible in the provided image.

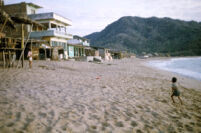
[85,16,201,56]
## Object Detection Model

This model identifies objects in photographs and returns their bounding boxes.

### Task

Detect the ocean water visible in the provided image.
[148,57,201,81]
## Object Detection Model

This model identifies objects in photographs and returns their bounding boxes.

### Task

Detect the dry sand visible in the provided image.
[0,58,201,133]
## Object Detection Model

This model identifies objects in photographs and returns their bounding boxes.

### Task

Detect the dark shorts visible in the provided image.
[172,90,180,96]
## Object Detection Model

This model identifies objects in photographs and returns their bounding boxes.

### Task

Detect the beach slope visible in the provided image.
[0,58,201,132]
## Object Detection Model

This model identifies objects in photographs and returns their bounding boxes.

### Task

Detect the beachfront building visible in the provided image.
[67,36,90,58]
[73,35,90,47]
[67,39,85,58]
[91,46,112,60]
[29,13,73,59]
[1,1,43,38]
[2,1,73,60]
[1,1,50,61]
[0,1,49,68]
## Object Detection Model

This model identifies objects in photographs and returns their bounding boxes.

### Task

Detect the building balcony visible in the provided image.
[29,12,72,26]
[30,30,73,39]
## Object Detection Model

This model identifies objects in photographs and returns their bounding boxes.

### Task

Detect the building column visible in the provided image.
[49,22,51,29]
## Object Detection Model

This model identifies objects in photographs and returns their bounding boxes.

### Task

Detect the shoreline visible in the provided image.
[145,57,201,88]
[0,58,201,132]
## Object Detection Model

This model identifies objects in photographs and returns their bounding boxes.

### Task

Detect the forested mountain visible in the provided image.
[85,16,201,56]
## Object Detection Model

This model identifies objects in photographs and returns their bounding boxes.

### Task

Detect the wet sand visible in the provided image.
[0,58,201,133]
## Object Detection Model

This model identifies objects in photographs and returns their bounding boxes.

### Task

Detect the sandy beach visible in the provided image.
[0,58,201,133]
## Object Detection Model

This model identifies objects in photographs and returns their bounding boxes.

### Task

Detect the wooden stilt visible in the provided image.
[3,50,5,69]
[21,24,24,68]
[45,48,47,60]
[50,48,51,59]
[0,18,8,33]
[8,50,11,67]
[31,39,32,50]
[17,24,33,69]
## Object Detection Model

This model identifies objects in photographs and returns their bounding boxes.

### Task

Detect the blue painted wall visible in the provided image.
[68,46,74,57]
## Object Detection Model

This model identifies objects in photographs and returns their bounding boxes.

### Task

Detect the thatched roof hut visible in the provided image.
[11,16,44,28]
[0,8,15,29]
[0,8,44,31]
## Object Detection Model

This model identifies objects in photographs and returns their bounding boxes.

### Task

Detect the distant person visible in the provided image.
[171,77,183,104]
[27,49,32,68]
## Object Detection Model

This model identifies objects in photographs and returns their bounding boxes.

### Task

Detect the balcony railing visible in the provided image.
[30,30,73,39]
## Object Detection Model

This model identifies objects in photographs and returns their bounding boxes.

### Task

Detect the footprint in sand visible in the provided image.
[151,111,159,118]
[38,112,47,118]
[175,120,183,128]
[48,110,55,118]
[167,124,176,133]
[6,122,15,127]
[136,129,143,133]
[130,120,138,127]
[185,124,194,132]
[115,121,124,127]
[144,124,154,130]
[15,112,21,122]
[125,111,134,118]
[182,113,191,119]
[22,116,35,131]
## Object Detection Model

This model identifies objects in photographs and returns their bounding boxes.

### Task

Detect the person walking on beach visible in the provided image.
[171,77,183,104]
[27,49,32,68]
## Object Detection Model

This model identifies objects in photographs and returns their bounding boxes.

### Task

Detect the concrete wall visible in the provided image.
[26,5,37,15]
[99,49,105,58]
[83,40,90,46]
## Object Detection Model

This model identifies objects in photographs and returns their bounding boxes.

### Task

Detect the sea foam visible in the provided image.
[148,57,201,81]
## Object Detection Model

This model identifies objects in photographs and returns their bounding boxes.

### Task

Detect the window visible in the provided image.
[31,9,35,14]
[51,41,58,47]
[63,43,67,50]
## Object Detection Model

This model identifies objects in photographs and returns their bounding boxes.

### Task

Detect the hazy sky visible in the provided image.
[5,0,201,36]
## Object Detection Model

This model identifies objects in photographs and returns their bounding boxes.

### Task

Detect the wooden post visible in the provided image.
[8,50,11,67]
[50,48,51,59]
[31,39,32,50]
[21,24,24,68]
[0,17,8,33]
[3,50,5,69]
[45,48,47,60]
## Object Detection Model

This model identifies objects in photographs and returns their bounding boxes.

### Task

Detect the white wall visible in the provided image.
[26,5,37,15]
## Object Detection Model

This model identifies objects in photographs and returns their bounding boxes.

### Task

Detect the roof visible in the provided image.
[29,12,72,26]
[67,39,82,45]
[11,16,45,27]
[73,35,89,41]
[0,8,15,29]
[4,2,42,9]
[91,46,110,50]
[27,2,42,9]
